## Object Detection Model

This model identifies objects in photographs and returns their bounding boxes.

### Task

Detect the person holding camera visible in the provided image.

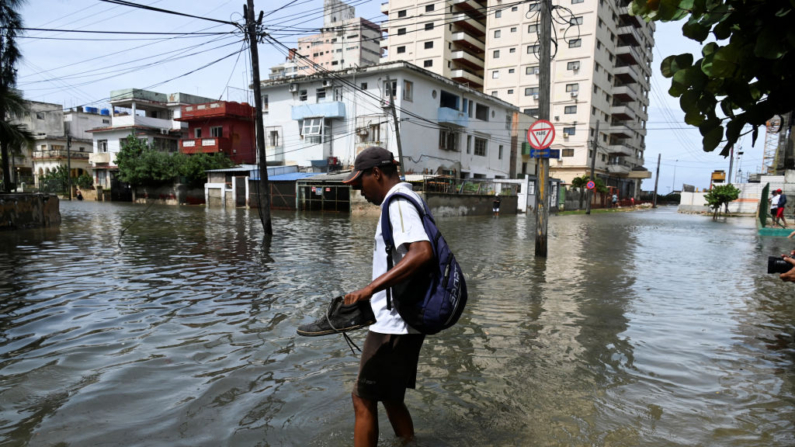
[777,251,795,282]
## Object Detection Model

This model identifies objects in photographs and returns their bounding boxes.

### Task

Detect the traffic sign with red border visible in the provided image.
[586,180,595,190]
[527,120,555,150]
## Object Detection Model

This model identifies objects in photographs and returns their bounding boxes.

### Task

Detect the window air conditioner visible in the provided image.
[160,128,169,135]
[563,133,569,139]
[322,79,333,87]
[533,94,539,99]
[289,83,299,92]
[571,91,578,97]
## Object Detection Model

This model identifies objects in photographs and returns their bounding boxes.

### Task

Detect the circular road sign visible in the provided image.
[527,120,556,150]
[586,180,595,190]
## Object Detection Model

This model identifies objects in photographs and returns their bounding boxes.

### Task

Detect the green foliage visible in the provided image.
[571,174,608,194]
[704,183,740,218]
[40,165,69,193]
[180,152,234,187]
[633,0,795,155]
[116,134,233,187]
[76,172,93,189]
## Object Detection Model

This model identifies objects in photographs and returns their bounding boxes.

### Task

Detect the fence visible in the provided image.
[412,177,518,196]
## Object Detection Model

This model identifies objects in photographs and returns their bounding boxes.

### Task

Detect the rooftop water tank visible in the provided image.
[86,107,98,114]
[100,108,110,116]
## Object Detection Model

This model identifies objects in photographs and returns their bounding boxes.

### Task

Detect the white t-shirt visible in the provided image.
[369,183,430,335]
[772,195,780,209]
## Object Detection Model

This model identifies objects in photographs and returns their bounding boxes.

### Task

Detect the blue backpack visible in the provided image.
[380,192,468,335]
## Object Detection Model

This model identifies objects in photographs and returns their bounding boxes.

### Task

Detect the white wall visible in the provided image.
[679,183,763,214]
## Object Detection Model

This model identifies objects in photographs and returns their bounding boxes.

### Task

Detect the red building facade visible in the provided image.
[178,101,255,164]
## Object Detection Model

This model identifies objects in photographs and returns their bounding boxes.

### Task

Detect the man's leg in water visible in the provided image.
[383,400,415,443]
[353,394,378,447]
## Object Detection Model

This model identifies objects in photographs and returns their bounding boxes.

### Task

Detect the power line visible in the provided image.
[98,0,240,27]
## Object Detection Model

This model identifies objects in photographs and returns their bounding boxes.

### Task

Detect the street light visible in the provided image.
[671,159,679,193]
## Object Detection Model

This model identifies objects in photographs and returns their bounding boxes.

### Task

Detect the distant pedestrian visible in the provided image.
[493,194,501,217]
[76,189,83,201]
[770,190,781,227]
[777,189,788,228]
[611,194,618,208]
[630,197,635,207]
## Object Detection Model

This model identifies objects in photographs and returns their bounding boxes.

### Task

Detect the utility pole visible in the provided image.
[67,135,72,200]
[653,153,660,208]
[245,0,273,235]
[386,75,405,175]
[535,0,552,257]
[586,120,599,214]
[727,144,734,184]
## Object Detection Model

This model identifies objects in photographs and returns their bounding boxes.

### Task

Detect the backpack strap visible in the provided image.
[380,192,428,311]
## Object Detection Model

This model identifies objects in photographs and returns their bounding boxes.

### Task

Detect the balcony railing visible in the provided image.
[112,114,182,130]
[451,50,485,69]
[89,153,112,164]
[451,32,485,53]
[33,150,90,160]
[450,69,484,88]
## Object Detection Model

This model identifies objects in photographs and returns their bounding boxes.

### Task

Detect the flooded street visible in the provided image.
[1,202,794,446]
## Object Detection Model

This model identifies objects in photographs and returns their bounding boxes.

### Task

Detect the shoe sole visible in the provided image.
[296,321,375,337]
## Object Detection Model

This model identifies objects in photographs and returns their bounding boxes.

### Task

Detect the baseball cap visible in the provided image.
[777,189,783,193]
[342,146,397,184]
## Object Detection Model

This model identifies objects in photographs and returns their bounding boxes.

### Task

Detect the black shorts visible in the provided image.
[354,331,425,402]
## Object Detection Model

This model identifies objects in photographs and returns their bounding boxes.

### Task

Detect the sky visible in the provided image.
[16,0,759,192]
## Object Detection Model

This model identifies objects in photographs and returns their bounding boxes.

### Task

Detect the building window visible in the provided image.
[507,89,514,94]
[439,127,459,151]
[316,88,326,102]
[599,18,604,28]
[425,22,434,31]
[526,65,540,74]
[595,62,601,72]
[424,41,433,49]
[571,16,583,25]
[98,140,108,152]
[424,59,433,67]
[466,135,472,154]
[492,70,500,79]
[425,4,434,12]
[596,40,602,50]
[397,28,406,35]
[35,112,44,120]
[527,44,539,55]
[102,119,110,124]
[569,39,582,48]
[262,94,269,114]
[194,128,202,138]
[511,27,517,32]
[268,129,280,146]
[572,0,584,3]
[361,82,368,89]
[397,46,406,53]
[403,80,413,102]
[494,30,501,38]
[563,127,576,136]
[210,126,223,137]
[398,10,407,17]
[529,3,540,11]
[562,149,574,157]
[495,10,502,18]
[474,138,487,156]
[505,115,512,130]
[525,87,539,96]
[590,128,595,137]
[566,83,579,92]
[528,24,538,33]
[564,105,577,114]
[333,87,343,101]
[524,108,539,117]
[592,106,597,115]
[475,104,489,121]
[567,61,580,70]
[498,145,503,159]
[493,50,500,59]
[492,91,498,96]
[299,90,308,101]
[509,48,516,54]
[302,118,324,144]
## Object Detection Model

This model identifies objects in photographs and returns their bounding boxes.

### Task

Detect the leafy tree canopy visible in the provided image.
[39,165,69,193]
[632,0,795,156]
[76,172,93,189]
[180,152,234,187]
[704,183,740,219]
[571,174,608,194]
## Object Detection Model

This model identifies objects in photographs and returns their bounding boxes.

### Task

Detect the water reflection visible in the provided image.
[0,203,794,446]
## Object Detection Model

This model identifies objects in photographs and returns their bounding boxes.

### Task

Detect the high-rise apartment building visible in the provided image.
[269,0,382,79]
[381,0,654,196]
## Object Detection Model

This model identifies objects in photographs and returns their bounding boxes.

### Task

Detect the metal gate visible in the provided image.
[270,182,297,210]
[299,183,350,212]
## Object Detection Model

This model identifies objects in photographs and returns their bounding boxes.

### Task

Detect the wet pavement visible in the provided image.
[0,202,793,446]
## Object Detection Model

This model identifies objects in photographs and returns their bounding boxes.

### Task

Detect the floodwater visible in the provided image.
[1,202,793,446]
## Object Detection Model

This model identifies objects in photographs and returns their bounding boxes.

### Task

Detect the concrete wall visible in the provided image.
[424,193,517,217]
[0,194,61,230]
[132,184,205,205]
[678,182,763,214]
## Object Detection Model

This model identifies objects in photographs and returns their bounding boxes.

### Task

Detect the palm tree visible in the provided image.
[0,0,32,192]
[570,175,588,210]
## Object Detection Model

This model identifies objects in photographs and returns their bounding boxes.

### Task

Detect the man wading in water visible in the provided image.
[342,147,434,446]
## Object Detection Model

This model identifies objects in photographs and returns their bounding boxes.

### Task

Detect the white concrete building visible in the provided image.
[88,89,214,189]
[260,61,536,179]
[380,0,655,197]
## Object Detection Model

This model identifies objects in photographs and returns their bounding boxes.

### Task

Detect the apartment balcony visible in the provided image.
[452,0,486,20]
[89,153,111,164]
[615,44,642,66]
[451,69,483,88]
[613,84,638,102]
[33,150,90,160]
[607,144,634,157]
[452,13,485,37]
[614,65,639,84]
[611,105,636,121]
[607,160,632,175]
[452,32,485,53]
[451,50,485,70]
[619,6,642,27]
[112,114,182,130]
[608,123,633,138]
[616,25,641,46]
[181,137,231,154]
[438,107,469,127]
[291,101,346,120]
[381,1,388,14]
[628,168,653,179]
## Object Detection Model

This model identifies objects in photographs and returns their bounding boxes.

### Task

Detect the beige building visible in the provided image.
[381,0,654,197]
[269,0,382,79]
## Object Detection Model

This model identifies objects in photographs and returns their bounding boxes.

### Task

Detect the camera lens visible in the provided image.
[768,256,794,274]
